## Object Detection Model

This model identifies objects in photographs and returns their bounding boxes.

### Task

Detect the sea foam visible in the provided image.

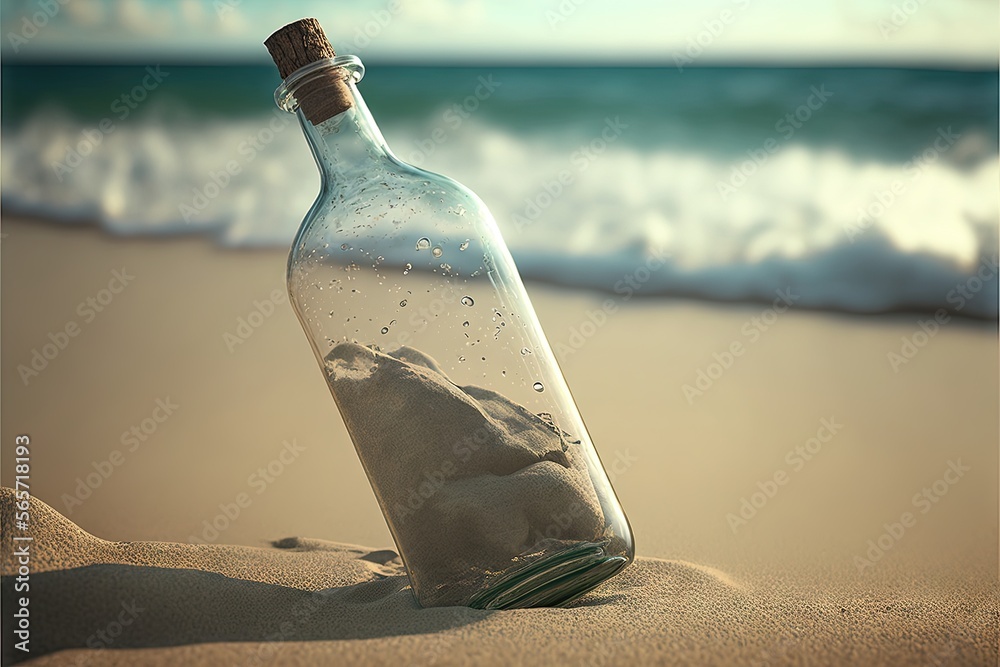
[2,111,996,318]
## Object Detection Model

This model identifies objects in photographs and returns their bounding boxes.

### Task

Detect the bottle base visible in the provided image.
[467,541,629,610]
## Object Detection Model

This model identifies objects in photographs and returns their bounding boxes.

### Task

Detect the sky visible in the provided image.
[1,0,997,66]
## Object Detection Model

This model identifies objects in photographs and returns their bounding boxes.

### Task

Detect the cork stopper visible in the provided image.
[265,18,353,124]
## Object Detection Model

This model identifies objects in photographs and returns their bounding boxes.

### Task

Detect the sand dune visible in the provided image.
[2,490,996,666]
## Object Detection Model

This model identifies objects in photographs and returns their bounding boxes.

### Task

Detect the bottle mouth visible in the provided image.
[274,55,365,113]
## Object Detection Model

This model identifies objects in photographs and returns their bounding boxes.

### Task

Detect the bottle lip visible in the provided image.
[274,55,365,113]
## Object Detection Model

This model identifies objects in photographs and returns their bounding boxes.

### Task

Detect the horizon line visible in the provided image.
[2,55,998,72]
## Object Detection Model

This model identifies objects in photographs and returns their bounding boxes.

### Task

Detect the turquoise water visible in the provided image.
[2,64,997,317]
[4,65,996,160]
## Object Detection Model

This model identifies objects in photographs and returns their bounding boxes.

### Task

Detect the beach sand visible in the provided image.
[1,218,997,664]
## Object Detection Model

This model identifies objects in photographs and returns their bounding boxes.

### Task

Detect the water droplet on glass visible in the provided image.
[501,370,506,376]
[459,356,466,362]
[431,246,443,258]
[381,327,389,334]
[400,299,408,307]
[461,296,474,307]
[416,237,431,250]
[533,382,544,392]
[521,347,532,355]
[341,243,348,250]
[462,321,470,327]
[459,240,470,251]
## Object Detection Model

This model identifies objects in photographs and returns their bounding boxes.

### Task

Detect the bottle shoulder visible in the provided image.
[290,157,496,262]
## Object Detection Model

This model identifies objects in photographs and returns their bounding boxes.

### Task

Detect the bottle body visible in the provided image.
[279,57,633,608]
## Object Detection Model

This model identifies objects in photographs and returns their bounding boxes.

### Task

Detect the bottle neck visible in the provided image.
[297,83,395,187]
[276,56,394,188]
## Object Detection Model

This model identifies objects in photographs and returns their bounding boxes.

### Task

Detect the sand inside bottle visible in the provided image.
[323,341,616,607]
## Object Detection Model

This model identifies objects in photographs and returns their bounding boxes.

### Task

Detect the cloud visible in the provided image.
[399,0,486,28]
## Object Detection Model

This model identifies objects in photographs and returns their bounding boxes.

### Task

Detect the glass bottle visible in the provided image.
[266,19,633,609]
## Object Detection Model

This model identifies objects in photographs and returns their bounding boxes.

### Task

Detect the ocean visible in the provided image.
[2,63,997,318]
